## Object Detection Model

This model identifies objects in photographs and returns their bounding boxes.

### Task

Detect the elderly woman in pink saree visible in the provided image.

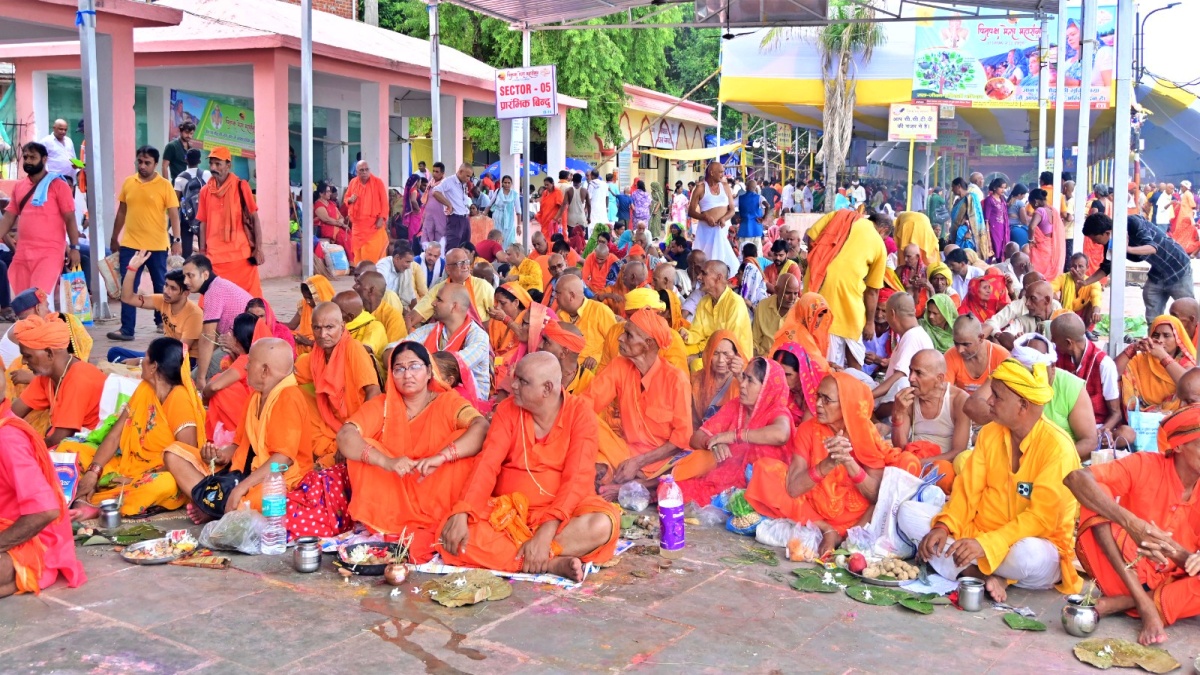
[673,357,794,506]
[772,342,825,426]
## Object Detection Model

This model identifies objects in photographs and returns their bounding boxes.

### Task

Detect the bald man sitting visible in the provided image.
[873,293,934,416]
[334,290,388,372]
[294,302,382,466]
[556,274,618,372]
[408,247,494,329]
[1170,297,1200,349]
[753,274,800,356]
[355,270,407,344]
[684,260,752,366]
[890,349,970,492]
[982,274,1061,337]
[165,339,322,521]
[439,353,620,583]
[405,283,492,399]
[1051,312,1135,450]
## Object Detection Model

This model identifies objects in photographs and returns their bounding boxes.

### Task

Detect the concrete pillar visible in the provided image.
[499,119,516,183]
[145,85,168,150]
[359,81,389,185]
[326,108,347,186]
[547,113,567,176]
[16,70,48,146]
[438,94,459,169]
[96,32,121,230]
[388,115,405,184]
[253,49,294,278]
[398,116,410,180]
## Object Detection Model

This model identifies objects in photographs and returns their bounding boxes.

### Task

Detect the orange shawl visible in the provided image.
[690,329,747,427]
[582,252,616,294]
[0,417,67,594]
[1123,315,1198,410]
[804,209,859,292]
[771,292,832,370]
[307,331,367,430]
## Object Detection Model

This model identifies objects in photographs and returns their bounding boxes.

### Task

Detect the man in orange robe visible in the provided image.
[440,353,620,582]
[195,146,263,297]
[597,288,689,375]
[10,314,106,448]
[581,238,617,295]
[536,178,562,240]
[294,302,382,466]
[345,160,390,265]
[586,309,693,500]
[337,343,490,562]
[1065,405,1200,646]
[164,339,318,516]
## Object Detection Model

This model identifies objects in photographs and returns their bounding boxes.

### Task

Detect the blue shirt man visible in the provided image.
[737,183,765,239]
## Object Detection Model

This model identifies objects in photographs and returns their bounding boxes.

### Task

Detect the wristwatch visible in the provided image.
[171,236,182,244]
[68,243,79,251]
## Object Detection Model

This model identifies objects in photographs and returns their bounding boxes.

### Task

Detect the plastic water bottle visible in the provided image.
[260,463,288,555]
[657,475,685,559]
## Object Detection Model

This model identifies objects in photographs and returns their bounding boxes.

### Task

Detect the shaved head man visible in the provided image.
[334,290,365,325]
[555,273,618,371]
[1170,298,1200,346]
[406,281,494,397]
[873,291,935,416]
[1177,367,1200,406]
[408,246,495,328]
[753,273,800,355]
[982,273,1058,338]
[651,263,677,293]
[685,259,751,364]
[1051,312,1134,455]
[333,289,387,360]
[345,158,390,265]
[891,348,970,492]
[355,269,407,342]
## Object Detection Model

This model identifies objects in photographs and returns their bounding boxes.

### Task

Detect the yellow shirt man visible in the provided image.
[413,277,494,322]
[346,310,389,370]
[751,295,788,357]
[511,258,544,293]
[558,298,617,367]
[118,173,179,250]
[686,287,752,360]
[808,214,887,341]
[1050,273,1101,313]
[370,300,408,344]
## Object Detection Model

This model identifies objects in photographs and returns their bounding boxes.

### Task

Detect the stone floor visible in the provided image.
[4,514,1199,674]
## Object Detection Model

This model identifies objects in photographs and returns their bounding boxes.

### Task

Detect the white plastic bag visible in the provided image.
[754,518,800,548]
[617,481,650,512]
[199,509,268,555]
[865,467,944,560]
[786,521,824,562]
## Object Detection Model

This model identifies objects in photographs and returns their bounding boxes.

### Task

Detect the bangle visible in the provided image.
[1123,346,1138,359]
[808,464,824,484]
[735,428,744,444]
[849,467,868,485]
[360,446,371,466]
[1160,356,1175,368]
[126,265,138,272]
[87,463,102,475]
[446,442,459,462]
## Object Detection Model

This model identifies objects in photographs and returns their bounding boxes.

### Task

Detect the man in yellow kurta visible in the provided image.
[355,271,407,344]
[899,359,1083,602]
[556,274,617,371]
[334,290,388,370]
[408,247,494,329]
[752,274,800,356]
[804,210,888,369]
[345,160,390,265]
[684,261,752,366]
[597,288,688,375]
[1051,252,1102,328]
[502,243,544,294]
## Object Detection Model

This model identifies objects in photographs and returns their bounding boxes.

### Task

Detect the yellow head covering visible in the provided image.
[927,261,953,284]
[992,359,1054,405]
[625,287,666,312]
[62,313,93,361]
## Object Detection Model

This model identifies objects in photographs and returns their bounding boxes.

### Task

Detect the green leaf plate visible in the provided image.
[1002,613,1046,631]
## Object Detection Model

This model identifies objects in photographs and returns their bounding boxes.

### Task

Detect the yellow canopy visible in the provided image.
[642,141,744,161]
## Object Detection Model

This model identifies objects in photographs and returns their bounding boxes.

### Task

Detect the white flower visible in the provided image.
[863,590,873,601]
[821,572,836,586]
[453,577,467,588]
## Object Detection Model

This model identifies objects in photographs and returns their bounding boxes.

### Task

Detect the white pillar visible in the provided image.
[429,1,442,164]
[1036,15,1049,173]
[94,33,117,229]
[398,116,410,180]
[145,86,168,150]
[438,94,457,169]
[359,81,385,182]
[1051,0,1067,207]
[547,113,567,177]
[31,71,49,138]
[328,108,347,185]
[499,119,516,183]
[1073,0,1096,254]
[1106,0,1133,355]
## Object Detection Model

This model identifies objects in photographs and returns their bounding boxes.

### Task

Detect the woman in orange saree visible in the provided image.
[770,292,832,371]
[690,329,748,428]
[1117,315,1197,414]
[203,313,256,439]
[338,342,490,563]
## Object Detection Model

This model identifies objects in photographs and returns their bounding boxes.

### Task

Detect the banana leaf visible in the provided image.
[1073,638,1179,673]
[1002,613,1046,631]
[791,575,841,593]
[845,584,899,606]
[898,596,935,615]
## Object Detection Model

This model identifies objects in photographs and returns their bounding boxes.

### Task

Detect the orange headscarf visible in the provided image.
[308,330,354,429]
[804,209,859,293]
[1123,315,1198,409]
[1158,404,1200,455]
[771,292,832,370]
[543,320,586,353]
[12,314,71,350]
[827,372,921,474]
[296,275,336,352]
[691,329,747,425]
[628,308,674,350]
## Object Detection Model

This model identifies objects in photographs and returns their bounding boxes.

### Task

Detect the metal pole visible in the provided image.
[1052,0,1067,209]
[1037,15,1049,173]
[1073,0,1095,255]
[429,1,442,165]
[521,28,532,253]
[906,140,914,210]
[77,0,108,318]
[1108,0,1133,357]
[301,0,314,278]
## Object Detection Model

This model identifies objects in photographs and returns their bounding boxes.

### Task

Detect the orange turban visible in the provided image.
[13,314,71,350]
[542,321,586,354]
[628,244,646,257]
[628,308,673,350]
[1158,404,1200,455]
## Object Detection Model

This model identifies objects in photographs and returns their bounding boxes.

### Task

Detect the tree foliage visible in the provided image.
[663,28,740,141]
[378,1,684,153]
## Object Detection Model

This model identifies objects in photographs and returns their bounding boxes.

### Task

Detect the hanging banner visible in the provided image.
[617,146,633,190]
[888,104,939,142]
[653,120,676,149]
[776,124,793,152]
[911,5,1116,109]
[495,66,557,120]
[171,90,256,158]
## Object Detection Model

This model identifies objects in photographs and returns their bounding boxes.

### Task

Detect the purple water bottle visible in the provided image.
[657,475,685,559]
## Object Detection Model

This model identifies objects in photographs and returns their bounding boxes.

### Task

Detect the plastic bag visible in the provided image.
[617,481,650,512]
[687,502,726,528]
[843,526,876,554]
[199,509,268,555]
[755,518,800,548]
[726,512,763,536]
[786,522,824,562]
[726,490,756,518]
[58,266,92,325]
[710,488,737,513]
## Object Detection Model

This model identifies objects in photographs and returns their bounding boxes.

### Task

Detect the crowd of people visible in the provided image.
[4,139,1200,648]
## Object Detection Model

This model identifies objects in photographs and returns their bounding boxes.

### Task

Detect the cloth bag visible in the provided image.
[1128,407,1165,453]
[286,463,353,540]
[58,266,93,325]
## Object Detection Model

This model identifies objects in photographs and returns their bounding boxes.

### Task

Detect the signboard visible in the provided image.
[495,66,557,120]
[172,89,255,158]
[654,120,675,150]
[807,130,819,153]
[887,104,939,142]
[776,124,793,152]
[617,146,633,191]
[509,119,525,155]
[939,104,956,119]
[911,6,1116,109]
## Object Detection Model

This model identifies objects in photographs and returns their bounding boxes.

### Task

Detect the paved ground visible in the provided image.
[4,269,1194,674]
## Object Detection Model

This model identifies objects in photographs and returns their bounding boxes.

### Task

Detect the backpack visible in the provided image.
[179,169,205,226]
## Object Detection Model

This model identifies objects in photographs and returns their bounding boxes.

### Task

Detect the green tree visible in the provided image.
[378,1,682,153]
[761,0,884,207]
[664,28,740,141]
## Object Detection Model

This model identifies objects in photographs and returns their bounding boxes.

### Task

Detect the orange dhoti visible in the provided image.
[345,174,390,265]
[212,259,263,299]
[351,222,389,266]
[1076,511,1200,626]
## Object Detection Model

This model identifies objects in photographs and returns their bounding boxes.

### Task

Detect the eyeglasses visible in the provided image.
[816,393,839,405]
[392,362,427,374]
[447,260,471,269]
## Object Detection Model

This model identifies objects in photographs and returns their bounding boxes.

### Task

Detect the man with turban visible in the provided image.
[586,309,693,500]
[1065,405,1200,646]
[540,320,592,394]
[10,314,106,447]
[598,288,688,375]
[900,360,1083,603]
